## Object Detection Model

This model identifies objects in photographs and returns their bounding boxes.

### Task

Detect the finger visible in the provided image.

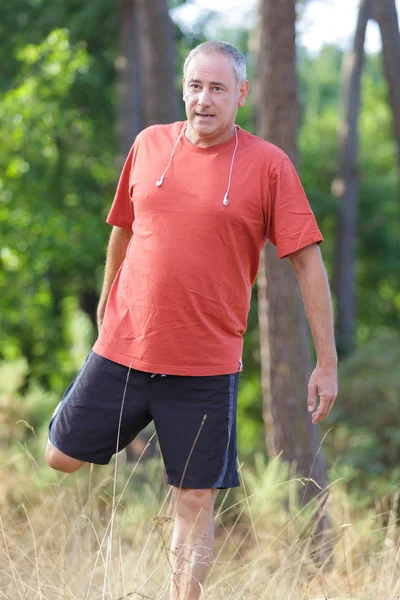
[312,396,328,423]
[312,409,327,425]
[307,383,317,413]
[312,395,335,424]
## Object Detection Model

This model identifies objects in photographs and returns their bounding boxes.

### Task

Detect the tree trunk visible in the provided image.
[372,0,400,175]
[333,0,370,357]
[257,0,326,505]
[78,0,142,326]
[116,0,147,463]
[136,0,179,126]
[118,0,178,463]
[116,0,142,161]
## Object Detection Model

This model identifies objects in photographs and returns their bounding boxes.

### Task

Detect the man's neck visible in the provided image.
[185,123,236,148]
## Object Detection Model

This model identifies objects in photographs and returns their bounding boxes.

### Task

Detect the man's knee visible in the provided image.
[45,440,85,473]
[173,488,217,519]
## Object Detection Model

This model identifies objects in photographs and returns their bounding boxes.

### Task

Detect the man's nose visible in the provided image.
[198,89,211,106]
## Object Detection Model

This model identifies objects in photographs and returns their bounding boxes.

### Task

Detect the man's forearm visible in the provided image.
[290,245,337,367]
[97,226,133,329]
[290,244,338,424]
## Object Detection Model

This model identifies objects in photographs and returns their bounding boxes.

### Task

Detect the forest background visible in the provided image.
[1,0,400,597]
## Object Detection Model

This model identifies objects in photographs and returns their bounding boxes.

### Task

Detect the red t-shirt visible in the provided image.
[93,122,323,375]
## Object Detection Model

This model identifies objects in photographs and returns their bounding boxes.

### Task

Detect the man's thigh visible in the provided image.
[150,372,240,489]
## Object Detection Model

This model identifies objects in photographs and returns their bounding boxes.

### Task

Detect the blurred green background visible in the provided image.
[1,0,399,503]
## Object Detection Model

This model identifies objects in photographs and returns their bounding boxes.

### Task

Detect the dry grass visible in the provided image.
[1,447,400,600]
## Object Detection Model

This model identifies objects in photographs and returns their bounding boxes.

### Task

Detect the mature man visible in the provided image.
[46,41,337,599]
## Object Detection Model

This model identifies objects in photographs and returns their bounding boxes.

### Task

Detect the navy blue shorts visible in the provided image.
[48,352,240,489]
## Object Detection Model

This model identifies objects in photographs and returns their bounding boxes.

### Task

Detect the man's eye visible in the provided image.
[190,84,199,89]
[213,87,222,92]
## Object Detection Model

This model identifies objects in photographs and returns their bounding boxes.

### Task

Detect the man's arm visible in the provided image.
[97,226,133,332]
[289,243,338,425]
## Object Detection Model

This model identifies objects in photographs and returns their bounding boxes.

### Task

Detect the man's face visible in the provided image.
[182,51,249,146]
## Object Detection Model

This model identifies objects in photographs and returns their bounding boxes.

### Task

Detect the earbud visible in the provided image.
[156,175,164,187]
[223,195,229,206]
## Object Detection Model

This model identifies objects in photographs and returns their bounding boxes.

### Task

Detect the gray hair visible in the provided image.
[183,41,247,84]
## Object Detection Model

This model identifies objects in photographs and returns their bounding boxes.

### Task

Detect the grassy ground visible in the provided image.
[1,447,399,600]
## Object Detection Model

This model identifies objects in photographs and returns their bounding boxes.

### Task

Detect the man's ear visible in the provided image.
[238,80,250,107]
[182,77,186,101]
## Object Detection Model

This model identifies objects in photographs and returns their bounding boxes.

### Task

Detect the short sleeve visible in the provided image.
[266,157,323,258]
[106,143,137,229]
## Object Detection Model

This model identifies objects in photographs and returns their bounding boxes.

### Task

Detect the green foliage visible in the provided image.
[0,0,399,495]
[237,374,264,456]
[0,16,117,383]
[357,58,400,338]
[0,358,56,453]
[299,48,400,340]
[299,44,343,118]
[324,329,400,499]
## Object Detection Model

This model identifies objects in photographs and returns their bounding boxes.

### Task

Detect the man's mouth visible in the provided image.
[195,112,214,118]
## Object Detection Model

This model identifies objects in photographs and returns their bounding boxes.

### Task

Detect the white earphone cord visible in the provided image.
[156,124,239,206]
[156,126,187,187]
[223,126,238,206]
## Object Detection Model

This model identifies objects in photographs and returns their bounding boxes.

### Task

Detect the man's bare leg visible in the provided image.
[170,487,217,600]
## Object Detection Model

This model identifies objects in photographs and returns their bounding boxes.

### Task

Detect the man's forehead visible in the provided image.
[185,52,236,83]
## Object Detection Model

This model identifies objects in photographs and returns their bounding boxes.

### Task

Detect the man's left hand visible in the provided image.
[307,365,338,425]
